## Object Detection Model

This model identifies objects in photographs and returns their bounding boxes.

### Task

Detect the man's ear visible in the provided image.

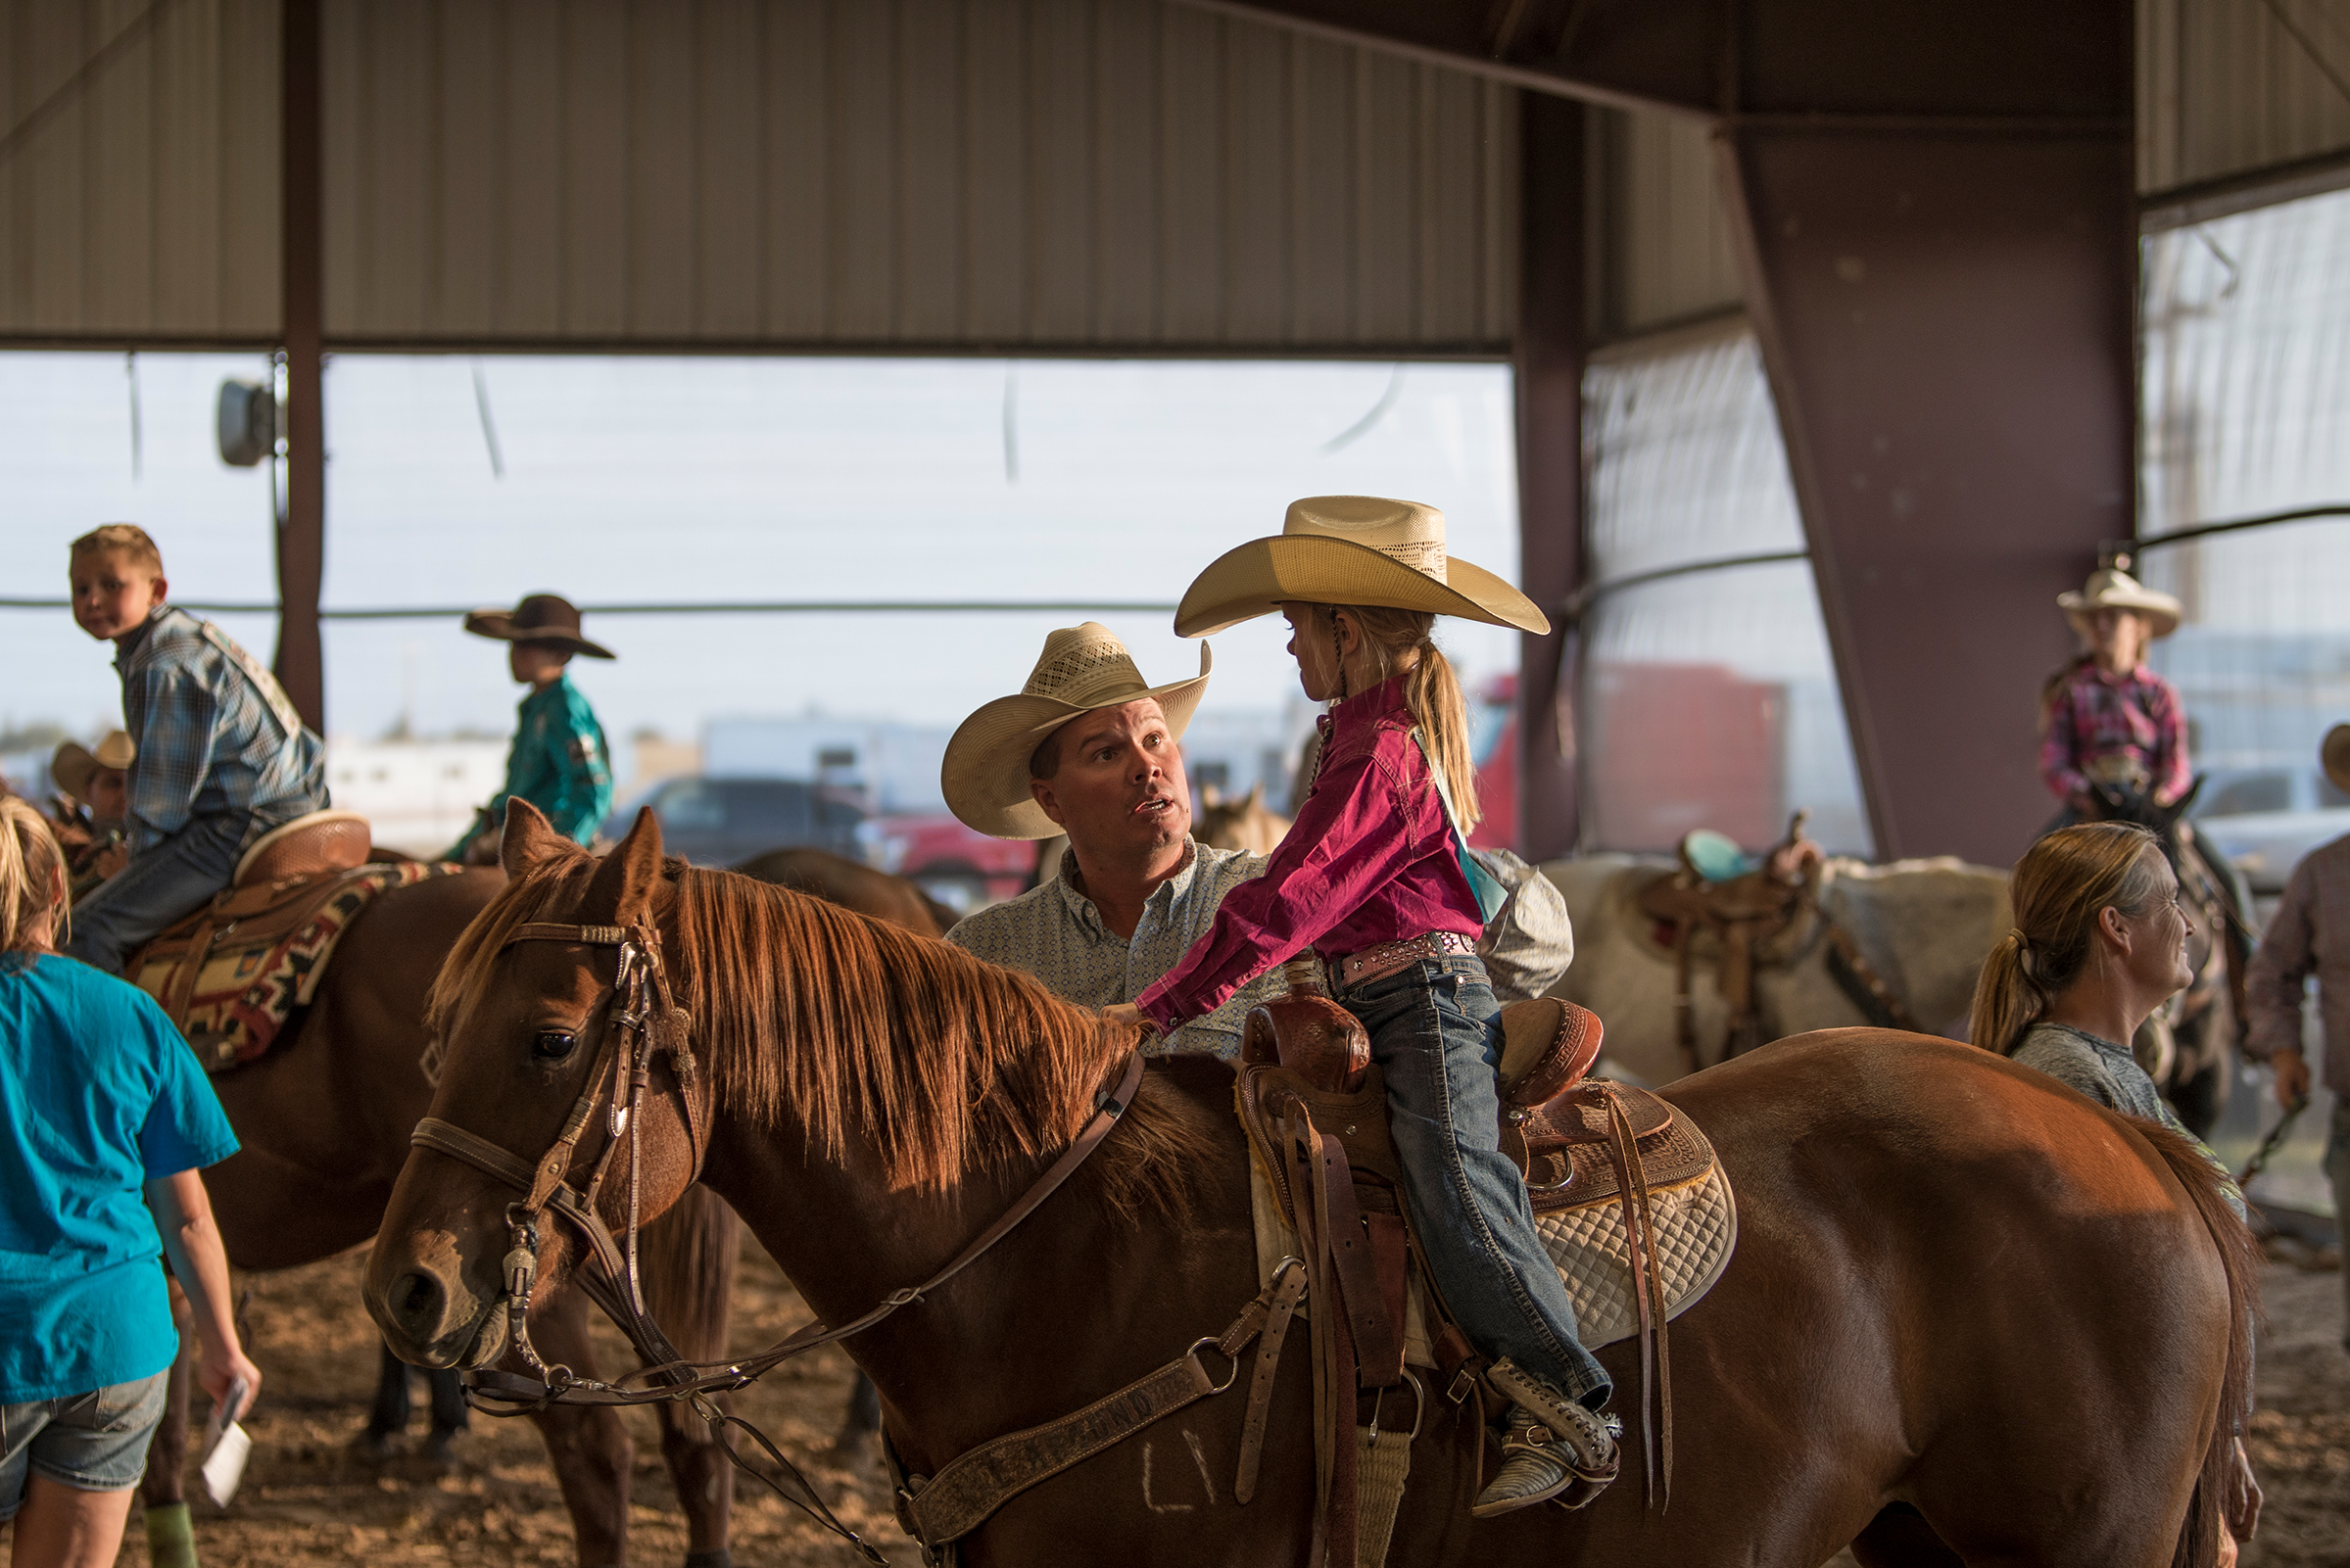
[1028,778,1069,830]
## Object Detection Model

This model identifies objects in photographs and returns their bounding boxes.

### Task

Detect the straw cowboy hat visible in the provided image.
[51,731,134,801]
[461,594,616,659]
[1174,496,1550,639]
[2058,566,2181,641]
[2323,725,2350,799]
[943,623,1211,839]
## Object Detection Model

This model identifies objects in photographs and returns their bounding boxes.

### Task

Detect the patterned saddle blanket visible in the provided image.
[124,859,456,1071]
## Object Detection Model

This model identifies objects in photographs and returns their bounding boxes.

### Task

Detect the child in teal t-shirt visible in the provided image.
[448,594,617,865]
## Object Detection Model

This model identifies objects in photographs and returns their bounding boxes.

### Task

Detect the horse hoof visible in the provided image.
[684,1553,735,1568]
[422,1431,461,1472]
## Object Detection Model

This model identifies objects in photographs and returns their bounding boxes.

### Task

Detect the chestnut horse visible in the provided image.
[368,808,2258,1567]
[153,867,743,1568]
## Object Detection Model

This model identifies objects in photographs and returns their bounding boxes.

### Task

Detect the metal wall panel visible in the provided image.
[318,0,1522,351]
[1588,105,1743,342]
[2139,0,2350,193]
[0,0,279,341]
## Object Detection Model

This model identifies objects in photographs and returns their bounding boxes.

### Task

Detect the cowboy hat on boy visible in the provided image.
[461,594,616,659]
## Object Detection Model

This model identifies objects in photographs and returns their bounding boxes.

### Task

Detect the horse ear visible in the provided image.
[500,799,572,879]
[585,806,666,923]
[1200,783,1223,808]
[1245,781,1264,809]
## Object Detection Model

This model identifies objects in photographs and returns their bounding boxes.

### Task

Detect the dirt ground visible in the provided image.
[0,1236,2337,1567]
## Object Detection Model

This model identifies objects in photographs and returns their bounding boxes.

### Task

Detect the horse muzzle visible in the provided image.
[367,1246,508,1369]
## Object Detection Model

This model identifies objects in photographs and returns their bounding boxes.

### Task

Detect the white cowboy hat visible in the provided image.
[1174,496,1549,639]
[2058,566,2181,640]
[942,623,1212,840]
[52,731,135,801]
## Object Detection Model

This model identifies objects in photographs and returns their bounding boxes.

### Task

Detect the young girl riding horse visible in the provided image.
[1114,496,1619,1517]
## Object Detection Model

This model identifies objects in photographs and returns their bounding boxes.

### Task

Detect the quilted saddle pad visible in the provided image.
[1249,1103,1738,1355]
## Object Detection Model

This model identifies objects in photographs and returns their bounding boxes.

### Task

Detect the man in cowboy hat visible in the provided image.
[2244,722,2350,1354]
[939,622,1572,1059]
[2040,559,2190,827]
[447,594,616,865]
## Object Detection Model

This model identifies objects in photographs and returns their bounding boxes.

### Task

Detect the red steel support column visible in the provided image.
[1514,92,1586,860]
[1717,124,2136,863]
[276,0,325,732]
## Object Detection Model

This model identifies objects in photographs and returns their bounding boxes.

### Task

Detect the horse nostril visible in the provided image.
[393,1270,447,1335]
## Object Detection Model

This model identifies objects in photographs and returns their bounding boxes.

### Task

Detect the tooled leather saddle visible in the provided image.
[1233,963,1719,1559]
[123,813,455,1070]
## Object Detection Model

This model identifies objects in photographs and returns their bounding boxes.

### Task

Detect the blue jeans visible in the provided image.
[2327,1102,2350,1352]
[62,814,249,976]
[1339,955,1611,1408]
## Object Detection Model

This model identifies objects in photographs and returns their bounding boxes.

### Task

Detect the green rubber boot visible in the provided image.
[145,1501,199,1568]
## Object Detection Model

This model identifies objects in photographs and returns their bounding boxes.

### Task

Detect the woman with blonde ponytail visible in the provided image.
[0,795,260,1566]
[1115,497,1621,1519]
[1972,822,2237,1184]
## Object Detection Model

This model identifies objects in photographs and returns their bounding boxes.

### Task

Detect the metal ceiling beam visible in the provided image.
[1514,91,1586,860]
[1173,0,2129,126]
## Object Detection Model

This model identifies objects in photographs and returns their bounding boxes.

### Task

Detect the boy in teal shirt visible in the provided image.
[448,594,616,864]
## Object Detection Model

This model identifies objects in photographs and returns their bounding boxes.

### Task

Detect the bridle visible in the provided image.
[411,919,705,1387]
[406,913,1148,1565]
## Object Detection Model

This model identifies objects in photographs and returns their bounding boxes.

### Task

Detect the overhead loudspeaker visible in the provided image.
[216,379,276,467]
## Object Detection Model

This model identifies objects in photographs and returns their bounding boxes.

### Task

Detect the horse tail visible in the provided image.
[638,1183,741,1364]
[2124,1116,2261,1568]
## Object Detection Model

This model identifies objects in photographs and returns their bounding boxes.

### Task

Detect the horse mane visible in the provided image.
[428,847,1218,1216]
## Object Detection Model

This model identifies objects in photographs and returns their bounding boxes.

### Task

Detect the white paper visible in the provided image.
[199,1421,250,1507]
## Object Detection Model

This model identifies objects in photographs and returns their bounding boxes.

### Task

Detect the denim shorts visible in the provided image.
[0,1371,169,1519]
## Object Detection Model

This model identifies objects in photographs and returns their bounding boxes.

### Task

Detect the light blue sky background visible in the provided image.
[2,352,1522,747]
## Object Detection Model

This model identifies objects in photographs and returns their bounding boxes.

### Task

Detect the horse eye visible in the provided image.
[532,1031,577,1062]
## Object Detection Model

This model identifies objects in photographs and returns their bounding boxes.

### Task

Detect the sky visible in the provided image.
[1,352,1522,750]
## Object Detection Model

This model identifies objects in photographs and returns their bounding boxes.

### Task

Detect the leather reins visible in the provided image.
[405,915,1157,1564]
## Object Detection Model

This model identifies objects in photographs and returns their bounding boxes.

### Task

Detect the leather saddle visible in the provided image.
[1635,814,1822,1069]
[1231,967,1694,1556]
[124,813,409,1070]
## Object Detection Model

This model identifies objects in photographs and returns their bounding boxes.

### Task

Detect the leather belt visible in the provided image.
[1329,929,1478,989]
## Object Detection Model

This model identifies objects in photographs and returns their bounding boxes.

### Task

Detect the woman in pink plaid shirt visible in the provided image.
[2039,564,2189,827]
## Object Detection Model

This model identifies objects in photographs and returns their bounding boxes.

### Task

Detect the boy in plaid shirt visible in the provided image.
[62,526,328,974]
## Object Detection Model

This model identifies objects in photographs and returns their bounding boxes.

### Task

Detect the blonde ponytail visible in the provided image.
[0,795,69,957]
[1967,821,2166,1055]
[1313,602,1482,828]
[1967,929,2044,1058]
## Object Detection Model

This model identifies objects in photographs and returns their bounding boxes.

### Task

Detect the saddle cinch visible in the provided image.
[124,811,456,1071]
[1234,962,1737,1567]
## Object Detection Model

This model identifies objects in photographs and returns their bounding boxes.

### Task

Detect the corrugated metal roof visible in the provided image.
[1591,104,1742,341]
[2139,0,2350,193]
[0,0,281,341]
[319,0,1521,352]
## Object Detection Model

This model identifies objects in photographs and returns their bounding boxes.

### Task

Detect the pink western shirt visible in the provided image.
[1134,674,1483,1034]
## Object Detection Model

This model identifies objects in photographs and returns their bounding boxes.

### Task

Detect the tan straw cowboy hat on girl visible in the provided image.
[942,623,1211,839]
[2057,565,2181,640]
[1174,495,1550,638]
[461,594,617,659]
